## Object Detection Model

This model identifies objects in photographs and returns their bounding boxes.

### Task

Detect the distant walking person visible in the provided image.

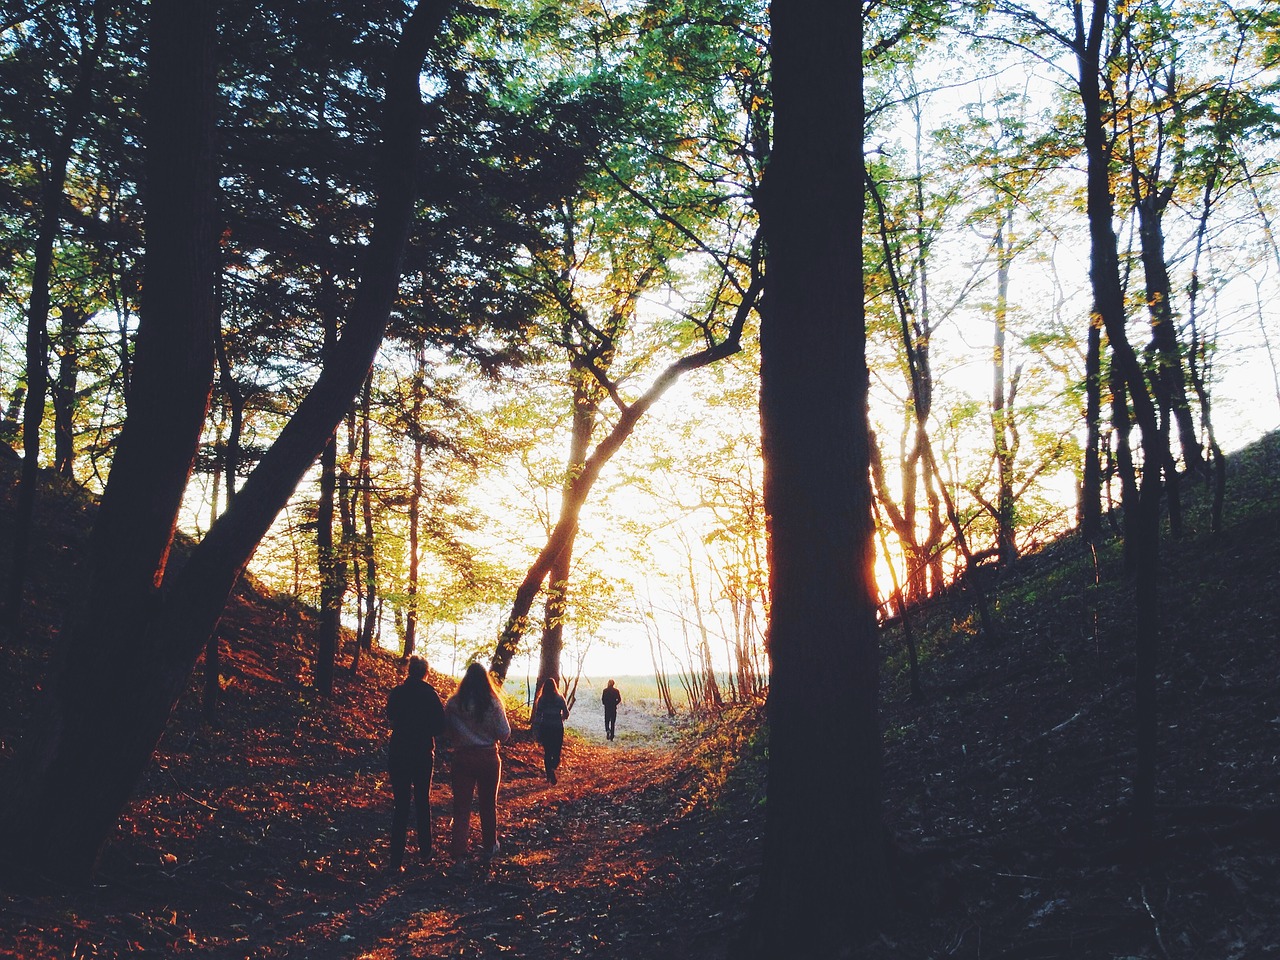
[601,679,622,741]
[445,663,511,862]
[532,677,570,784]
[385,655,446,872]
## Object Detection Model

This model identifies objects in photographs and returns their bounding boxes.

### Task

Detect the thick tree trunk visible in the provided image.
[0,0,453,881]
[741,0,886,954]
[0,0,220,880]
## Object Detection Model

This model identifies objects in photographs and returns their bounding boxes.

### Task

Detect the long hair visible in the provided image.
[457,662,498,715]
[533,676,558,715]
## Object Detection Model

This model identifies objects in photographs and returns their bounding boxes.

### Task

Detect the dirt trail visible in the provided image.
[0,707,747,960]
[279,732,703,959]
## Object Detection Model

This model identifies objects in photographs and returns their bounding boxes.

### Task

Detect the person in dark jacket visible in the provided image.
[385,655,446,872]
[531,676,570,784]
[601,679,621,740]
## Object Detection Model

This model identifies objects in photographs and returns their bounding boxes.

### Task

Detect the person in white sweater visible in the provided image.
[445,662,511,861]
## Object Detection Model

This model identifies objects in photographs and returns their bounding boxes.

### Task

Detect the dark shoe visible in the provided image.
[549,770,557,785]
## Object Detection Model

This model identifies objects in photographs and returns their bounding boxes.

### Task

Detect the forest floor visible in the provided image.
[1,435,1279,959]
[0,598,752,960]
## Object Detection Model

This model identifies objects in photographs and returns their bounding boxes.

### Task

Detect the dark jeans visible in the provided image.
[604,708,618,739]
[389,753,434,866]
[539,723,564,778]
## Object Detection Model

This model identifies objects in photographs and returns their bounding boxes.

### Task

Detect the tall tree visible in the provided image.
[6,0,109,617]
[488,262,761,682]
[1073,0,1165,837]
[742,0,887,954]
[992,0,1167,836]
[484,0,770,683]
[0,0,454,882]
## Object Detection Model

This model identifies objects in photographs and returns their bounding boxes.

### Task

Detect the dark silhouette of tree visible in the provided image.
[986,0,1170,845]
[0,0,455,883]
[6,0,109,619]
[1073,0,1165,839]
[740,0,887,954]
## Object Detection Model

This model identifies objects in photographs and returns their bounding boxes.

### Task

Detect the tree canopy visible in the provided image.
[0,0,1277,946]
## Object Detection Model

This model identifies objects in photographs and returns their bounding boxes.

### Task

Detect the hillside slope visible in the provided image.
[865,432,1280,958]
[1,435,1278,959]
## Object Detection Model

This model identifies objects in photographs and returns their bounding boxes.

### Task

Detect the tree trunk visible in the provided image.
[868,171,995,638]
[488,274,762,682]
[403,342,425,659]
[53,304,90,479]
[315,426,342,697]
[992,200,1018,565]
[6,0,108,617]
[1134,190,1194,539]
[1075,0,1162,841]
[314,279,345,697]
[1186,170,1227,534]
[741,0,886,953]
[0,385,25,448]
[1135,189,1202,478]
[537,359,597,686]
[0,0,220,880]
[214,308,244,508]
[0,0,453,882]
[356,374,378,661]
[865,174,938,604]
[1081,320,1104,542]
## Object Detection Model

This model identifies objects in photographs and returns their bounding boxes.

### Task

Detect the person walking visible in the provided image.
[601,679,621,741]
[385,655,446,872]
[531,677,570,784]
[444,662,511,863]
